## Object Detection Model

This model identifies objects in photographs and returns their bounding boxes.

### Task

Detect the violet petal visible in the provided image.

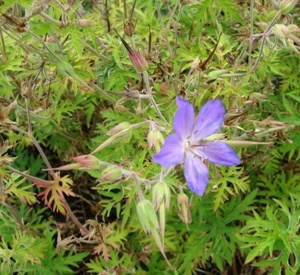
[153,134,184,167]
[173,96,194,140]
[194,141,240,166]
[191,99,225,141]
[184,152,209,196]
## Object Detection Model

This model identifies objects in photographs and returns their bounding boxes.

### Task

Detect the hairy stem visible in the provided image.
[250,10,282,73]
[142,71,169,125]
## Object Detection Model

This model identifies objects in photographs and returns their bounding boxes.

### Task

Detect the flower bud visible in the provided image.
[136,199,159,233]
[115,30,148,72]
[272,24,286,39]
[208,69,228,80]
[272,24,300,51]
[124,21,135,37]
[125,89,140,99]
[272,0,281,10]
[177,192,191,226]
[46,36,55,43]
[288,24,300,33]
[279,0,298,13]
[77,19,92,26]
[91,122,133,154]
[105,122,132,145]
[129,50,148,73]
[147,129,164,153]
[107,122,131,136]
[99,165,122,183]
[152,181,170,209]
[72,154,99,169]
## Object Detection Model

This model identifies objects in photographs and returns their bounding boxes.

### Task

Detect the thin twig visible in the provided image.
[248,0,255,66]
[61,196,89,234]
[11,126,56,178]
[6,165,53,186]
[250,10,282,73]
[142,71,169,125]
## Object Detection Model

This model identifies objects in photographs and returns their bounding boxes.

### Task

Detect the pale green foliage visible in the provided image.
[0,231,46,272]
[0,205,88,274]
[241,199,300,273]
[211,166,250,211]
[0,0,300,273]
[3,173,37,205]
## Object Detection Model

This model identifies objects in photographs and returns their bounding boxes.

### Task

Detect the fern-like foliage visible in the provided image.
[241,199,300,273]
[210,166,250,211]
[3,173,36,205]
[35,175,75,215]
[177,190,256,272]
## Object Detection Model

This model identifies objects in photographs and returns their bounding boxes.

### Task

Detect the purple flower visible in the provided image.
[153,96,240,196]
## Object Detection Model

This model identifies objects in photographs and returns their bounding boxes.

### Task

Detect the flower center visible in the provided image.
[183,138,191,151]
[183,138,207,161]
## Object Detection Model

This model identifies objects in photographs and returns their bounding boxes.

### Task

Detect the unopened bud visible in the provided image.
[136,199,159,233]
[91,122,133,154]
[177,192,191,226]
[107,122,131,136]
[115,30,148,72]
[147,130,164,152]
[288,24,300,33]
[272,24,300,49]
[124,21,135,37]
[99,166,122,183]
[77,19,92,26]
[129,50,148,73]
[125,89,140,99]
[72,154,99,169]
[273,24,287,39]
[279,0,298,13]
[152,181,170,209]
[46,36,55,43]
[208,69,228,80]
[272,0,281,10]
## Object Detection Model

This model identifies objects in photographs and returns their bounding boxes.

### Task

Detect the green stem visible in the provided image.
[249,0,254,66]
[39,12,62,26]
[79,38,111,62]
[142,71,169,125]
[250,10,282,73]
[11,126,56,178]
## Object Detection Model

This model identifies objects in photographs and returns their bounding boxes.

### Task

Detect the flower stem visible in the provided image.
[12,125,56,179]
[61,196,89,234]
[142,71,169,125]
[248,0,255,66]
[6,165,53,186]
[250,10,282,73]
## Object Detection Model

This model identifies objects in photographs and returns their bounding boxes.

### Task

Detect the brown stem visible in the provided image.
[6,165,52,187]
[61,196,89,234]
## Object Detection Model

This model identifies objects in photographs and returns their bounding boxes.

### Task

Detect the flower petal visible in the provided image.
[191,99,225,141]
[153,134,184,167]
[173,96,194,140]
[184,152,209,196]
[194,141,240,166]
